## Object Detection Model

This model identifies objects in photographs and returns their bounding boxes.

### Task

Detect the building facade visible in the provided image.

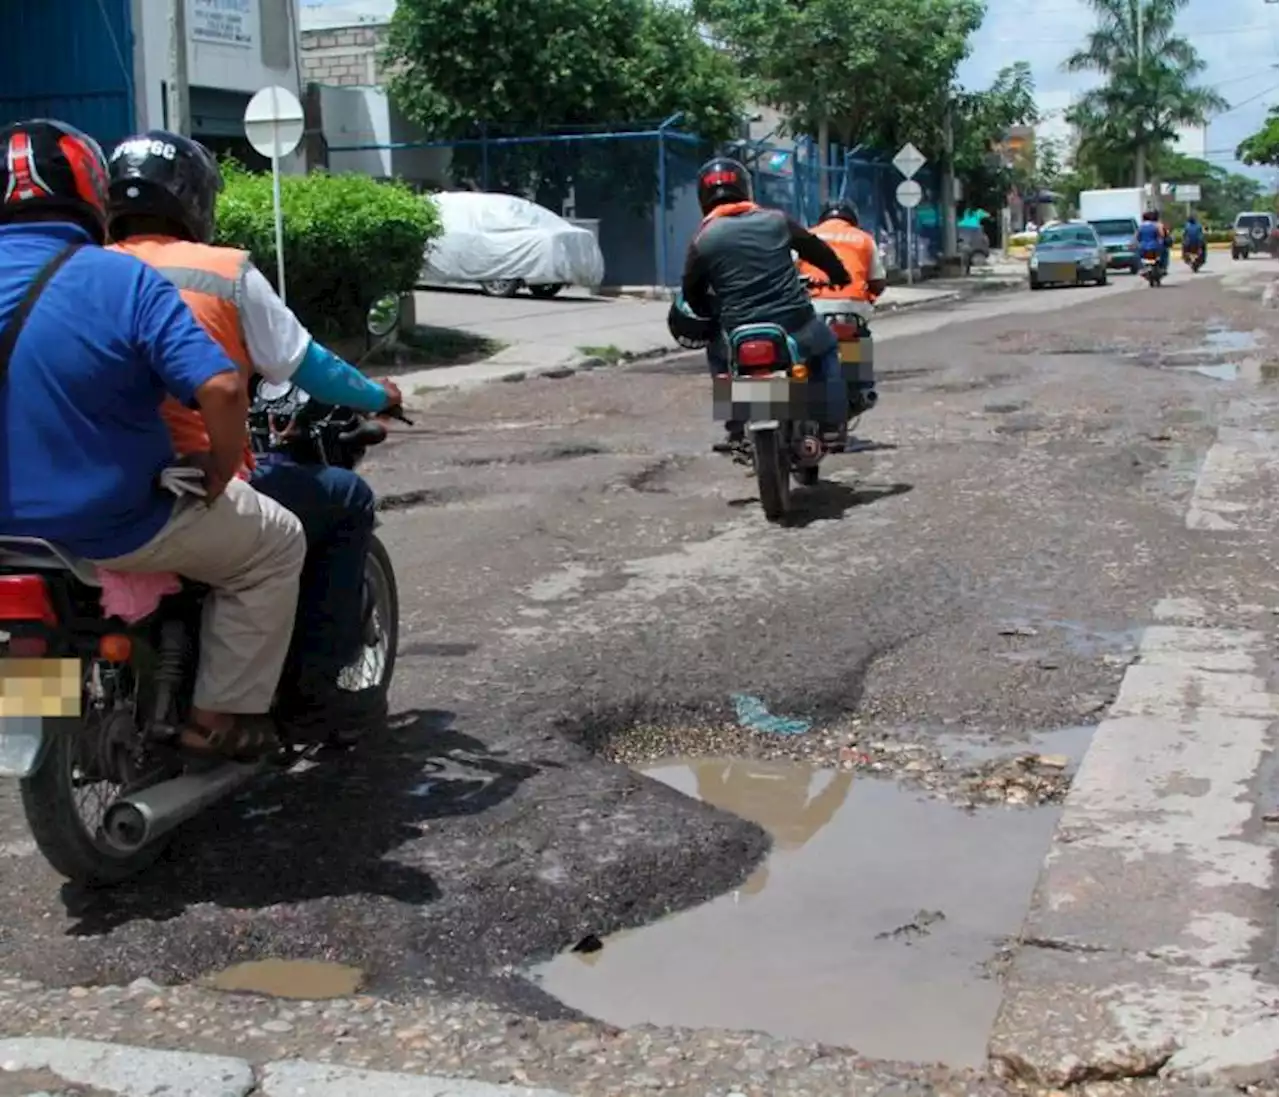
[0,0,304,170]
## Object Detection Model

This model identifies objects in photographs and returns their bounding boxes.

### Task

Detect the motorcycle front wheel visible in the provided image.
[752,428,791,522]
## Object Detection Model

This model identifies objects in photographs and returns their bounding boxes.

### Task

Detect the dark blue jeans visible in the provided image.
[250,456,376,682]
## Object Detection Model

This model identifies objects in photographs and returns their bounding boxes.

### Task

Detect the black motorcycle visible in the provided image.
[0,297,406,885]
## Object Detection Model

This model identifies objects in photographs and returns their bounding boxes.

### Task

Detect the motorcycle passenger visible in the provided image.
[681,157,852,449]
[1182,213,1206,266]
[0,118,305,763]
[105,130,401,741]
[1137,209,1168,273]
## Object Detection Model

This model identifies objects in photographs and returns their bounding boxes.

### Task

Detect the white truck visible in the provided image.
[1078,188,1146,274]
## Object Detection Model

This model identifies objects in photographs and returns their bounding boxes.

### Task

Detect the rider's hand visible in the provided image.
[376,379,403,416]
[178,451,230,502]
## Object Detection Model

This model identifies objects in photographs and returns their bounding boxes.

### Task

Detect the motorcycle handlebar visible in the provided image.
[337,419,388,447]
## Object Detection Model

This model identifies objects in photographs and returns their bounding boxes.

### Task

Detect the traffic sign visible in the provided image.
[892,142,927,180]
[896,179,923,209]
[243,85,305,307]
[1174,183,1202,202]
[244,85,305,160]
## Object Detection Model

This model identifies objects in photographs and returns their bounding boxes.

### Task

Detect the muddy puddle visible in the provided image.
[204,959,364,999]
[531,757,1064,1066]
[1161,326,1268,382]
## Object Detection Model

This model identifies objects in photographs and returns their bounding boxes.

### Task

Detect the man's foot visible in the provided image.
[712,422,745,453]
[178,715,280,764]
[820,423,848,449]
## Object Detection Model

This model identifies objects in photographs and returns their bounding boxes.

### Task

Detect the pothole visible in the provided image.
[452,443,608,467]
[528,753,1069,1067]
[203,958,364,999]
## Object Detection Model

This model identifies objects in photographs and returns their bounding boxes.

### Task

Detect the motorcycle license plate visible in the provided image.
[838,340,862,364]
[730,378,791,403]
[0,658,80,718]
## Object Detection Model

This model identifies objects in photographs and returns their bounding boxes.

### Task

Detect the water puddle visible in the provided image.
[1163,327,1261,382]
[204,959,364,999]
[530,757,1063,1067]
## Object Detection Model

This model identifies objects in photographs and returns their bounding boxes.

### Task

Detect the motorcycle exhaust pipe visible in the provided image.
[102,761,263,853]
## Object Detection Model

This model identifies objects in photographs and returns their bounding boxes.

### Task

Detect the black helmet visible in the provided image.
[819,200,859,227]
[107,131,223,244]
[0,119,109,242]
[696,157,752,216]
[667,292,716,349]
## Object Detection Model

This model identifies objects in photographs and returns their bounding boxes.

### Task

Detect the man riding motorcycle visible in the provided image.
[0,118,305,763]
[1136,208,1169,275]
[1182,213,1206,267]
[681,157,852,450]
[797,199,886,415]
[105,130,401,740]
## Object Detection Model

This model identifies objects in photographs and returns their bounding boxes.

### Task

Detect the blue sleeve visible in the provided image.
[127,258,235,405]
[291,338,390,413]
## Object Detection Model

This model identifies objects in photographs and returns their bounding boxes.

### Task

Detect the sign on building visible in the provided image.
[192,0,256,49]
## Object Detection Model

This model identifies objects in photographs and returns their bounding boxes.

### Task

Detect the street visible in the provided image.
[0,262,1275,1097]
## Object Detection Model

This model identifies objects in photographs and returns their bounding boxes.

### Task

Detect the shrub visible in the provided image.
[215,161,441,339]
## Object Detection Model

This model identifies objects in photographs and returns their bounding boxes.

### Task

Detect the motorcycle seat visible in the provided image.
[0,536,101,588]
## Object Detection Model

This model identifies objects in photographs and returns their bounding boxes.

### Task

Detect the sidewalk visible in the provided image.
[0,1037,573,1097]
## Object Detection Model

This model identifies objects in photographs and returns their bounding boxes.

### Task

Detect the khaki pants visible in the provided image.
[92,479,305,714]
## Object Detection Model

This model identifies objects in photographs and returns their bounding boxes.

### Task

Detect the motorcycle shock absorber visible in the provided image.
[150,617,191,737]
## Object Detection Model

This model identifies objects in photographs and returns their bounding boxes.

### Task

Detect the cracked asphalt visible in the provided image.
[0,262,1275,1096]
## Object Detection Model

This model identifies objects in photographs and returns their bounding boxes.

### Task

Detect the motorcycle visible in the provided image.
[1183,243,1205,273]
[0,296,409,886]
[1140,251,1165,287]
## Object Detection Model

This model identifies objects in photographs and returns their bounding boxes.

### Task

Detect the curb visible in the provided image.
[0,1036,573,1097]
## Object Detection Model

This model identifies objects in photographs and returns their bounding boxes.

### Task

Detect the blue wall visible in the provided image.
[0,0,136,150]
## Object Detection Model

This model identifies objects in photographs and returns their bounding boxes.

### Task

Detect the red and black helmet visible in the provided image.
[696,156,752,216]
[0,119,110,242]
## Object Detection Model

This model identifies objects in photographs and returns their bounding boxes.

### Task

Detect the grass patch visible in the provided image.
[577,343,625,362]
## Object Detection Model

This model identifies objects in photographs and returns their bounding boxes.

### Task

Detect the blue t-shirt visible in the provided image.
[1136,221,1164,252]
[1184,221,1205,245]
[0,222,236,559]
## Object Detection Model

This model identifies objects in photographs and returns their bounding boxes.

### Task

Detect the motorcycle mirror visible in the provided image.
[366,294,401,338]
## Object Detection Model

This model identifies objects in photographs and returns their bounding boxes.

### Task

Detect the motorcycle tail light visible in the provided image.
[737,340,779,367]
[98,634,132,663]
[829,322,857,341]
[0,576,56,625]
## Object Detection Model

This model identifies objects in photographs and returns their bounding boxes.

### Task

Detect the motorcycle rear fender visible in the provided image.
[0,716,51,778]
[747,420,781,433]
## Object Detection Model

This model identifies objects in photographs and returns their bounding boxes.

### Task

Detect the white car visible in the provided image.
[420,191,605,299]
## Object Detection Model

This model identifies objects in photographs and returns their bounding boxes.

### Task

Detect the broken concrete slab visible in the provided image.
[0,1037,254,1097]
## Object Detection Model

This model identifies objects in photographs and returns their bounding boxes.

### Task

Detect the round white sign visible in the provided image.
[896,179,923,209]
[243,85,305,160]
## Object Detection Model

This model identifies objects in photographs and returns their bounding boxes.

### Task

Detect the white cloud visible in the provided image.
[300,0,394,31]
[958,0,1280,181]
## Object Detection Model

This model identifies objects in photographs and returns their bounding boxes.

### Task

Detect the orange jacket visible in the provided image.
[797,219,878,301]
[110,236,256,473]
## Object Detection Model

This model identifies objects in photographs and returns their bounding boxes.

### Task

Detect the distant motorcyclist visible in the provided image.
[798,200,887,310]
[1182,213,1206,266]
[681,157,852,450]
[1137,209,1168,274]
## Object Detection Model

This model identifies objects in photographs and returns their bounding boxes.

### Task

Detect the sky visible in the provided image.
[302,0,1280,182]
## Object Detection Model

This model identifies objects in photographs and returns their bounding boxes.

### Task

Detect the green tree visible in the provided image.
[1236,106,1279,167]
[1063,0,1227,189]
[384,0,742,197]
[950,62,1040,217]
[693,0,984,155]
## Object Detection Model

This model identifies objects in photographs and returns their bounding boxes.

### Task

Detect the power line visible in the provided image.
[994,22,1277,43]
[1219,86,1278,115]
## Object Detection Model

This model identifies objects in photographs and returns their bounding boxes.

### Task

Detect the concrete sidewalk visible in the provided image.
[0,1037,573,1097]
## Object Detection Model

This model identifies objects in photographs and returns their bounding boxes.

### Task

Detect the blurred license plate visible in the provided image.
[1042,263,1075,280]
[0,658,81,718]
[731,378,791,402]
[838,340,864,364]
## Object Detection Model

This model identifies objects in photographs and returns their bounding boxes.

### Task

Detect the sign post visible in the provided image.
[896,179,924,285]
[243,86,305,305]
[892,142,928,286]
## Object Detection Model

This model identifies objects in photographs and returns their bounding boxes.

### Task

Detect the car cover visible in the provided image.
[422,191,605,288]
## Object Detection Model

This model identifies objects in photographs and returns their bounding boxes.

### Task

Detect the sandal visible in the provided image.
[178,715,280,764]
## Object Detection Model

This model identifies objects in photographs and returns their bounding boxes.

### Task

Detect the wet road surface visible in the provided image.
[0,264,1275,1093]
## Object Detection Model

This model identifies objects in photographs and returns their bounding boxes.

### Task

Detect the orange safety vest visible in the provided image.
[797,220,878,302]
[110,236,256,473]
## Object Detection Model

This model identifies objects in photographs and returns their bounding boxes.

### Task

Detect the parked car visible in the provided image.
[420,191,606,298]
[1028,221,1108,290]
[1230,212,1279,260]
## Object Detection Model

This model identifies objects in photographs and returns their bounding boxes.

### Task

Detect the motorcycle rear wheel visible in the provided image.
[752,429,791,522]
[337,534,399,696]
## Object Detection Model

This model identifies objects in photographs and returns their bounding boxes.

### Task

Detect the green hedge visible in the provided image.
[215,161,441,339]
[1170,228,1235,245]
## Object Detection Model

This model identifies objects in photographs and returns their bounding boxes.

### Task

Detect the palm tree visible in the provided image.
[1063,0,1227,189]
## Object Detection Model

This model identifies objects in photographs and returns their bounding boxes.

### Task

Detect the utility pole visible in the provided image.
[1134,0,1146,192]
[817,117,830,209]
[942,99,958,269]
[167,0,190,136]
